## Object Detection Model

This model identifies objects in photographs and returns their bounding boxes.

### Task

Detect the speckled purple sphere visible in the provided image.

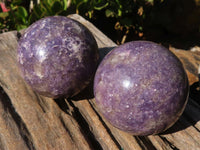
[94,41,189,135]
[18,16,99,98]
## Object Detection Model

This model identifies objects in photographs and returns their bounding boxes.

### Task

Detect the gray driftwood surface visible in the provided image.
[0,14,200,150]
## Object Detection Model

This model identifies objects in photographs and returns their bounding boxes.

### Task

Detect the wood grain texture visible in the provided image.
[0,14,199,150]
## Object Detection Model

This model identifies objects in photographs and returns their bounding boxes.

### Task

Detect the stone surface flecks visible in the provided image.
[18,16,99,98]
[94,41,189,135]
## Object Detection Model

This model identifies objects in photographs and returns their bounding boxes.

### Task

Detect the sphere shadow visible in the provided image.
[70,81,95,101]
[54,98,70,114]
[69,47,116,101]
[160,81,200,135]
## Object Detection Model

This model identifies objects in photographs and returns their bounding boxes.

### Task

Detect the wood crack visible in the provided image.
[88,100,122,149]
[135,136,157,150]
[67,99,103,150]
[159,136,179,150]
[0,87,36,150]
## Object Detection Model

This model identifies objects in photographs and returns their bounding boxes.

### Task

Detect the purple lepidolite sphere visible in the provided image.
[18,16,99,98]
[94,41,189,135]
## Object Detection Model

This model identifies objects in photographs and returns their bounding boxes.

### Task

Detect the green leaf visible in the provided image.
[94,2,109,10]
[47,0,54,6]
[146,0,154,5]
[118,9,122,17]
[10,4,18,11]
[14,7,28,24]
[88,11,92,18]
[16,24,27,31]
[17,6,28,18]
[139,26,143,31]
[75,1,85,13]
[32,4,47,19]
[0,12,9,18]
[63,0,68,10]
[105,9,115,17]
[42,0,53,15]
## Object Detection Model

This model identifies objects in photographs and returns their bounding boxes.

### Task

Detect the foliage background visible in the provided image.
[0,0,200,48]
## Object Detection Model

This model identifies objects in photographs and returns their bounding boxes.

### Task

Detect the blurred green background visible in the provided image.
[0,0,200,48]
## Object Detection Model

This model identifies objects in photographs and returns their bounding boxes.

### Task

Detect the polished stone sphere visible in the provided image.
[94,41,189,135]
[18,16,99,98]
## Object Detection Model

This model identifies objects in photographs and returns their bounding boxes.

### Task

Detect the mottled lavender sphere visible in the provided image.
[18,16,99,98]
[94,41,189,135]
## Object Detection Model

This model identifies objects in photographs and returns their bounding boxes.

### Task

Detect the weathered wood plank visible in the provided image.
[170,47,200,85]
[0,14,199,150]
